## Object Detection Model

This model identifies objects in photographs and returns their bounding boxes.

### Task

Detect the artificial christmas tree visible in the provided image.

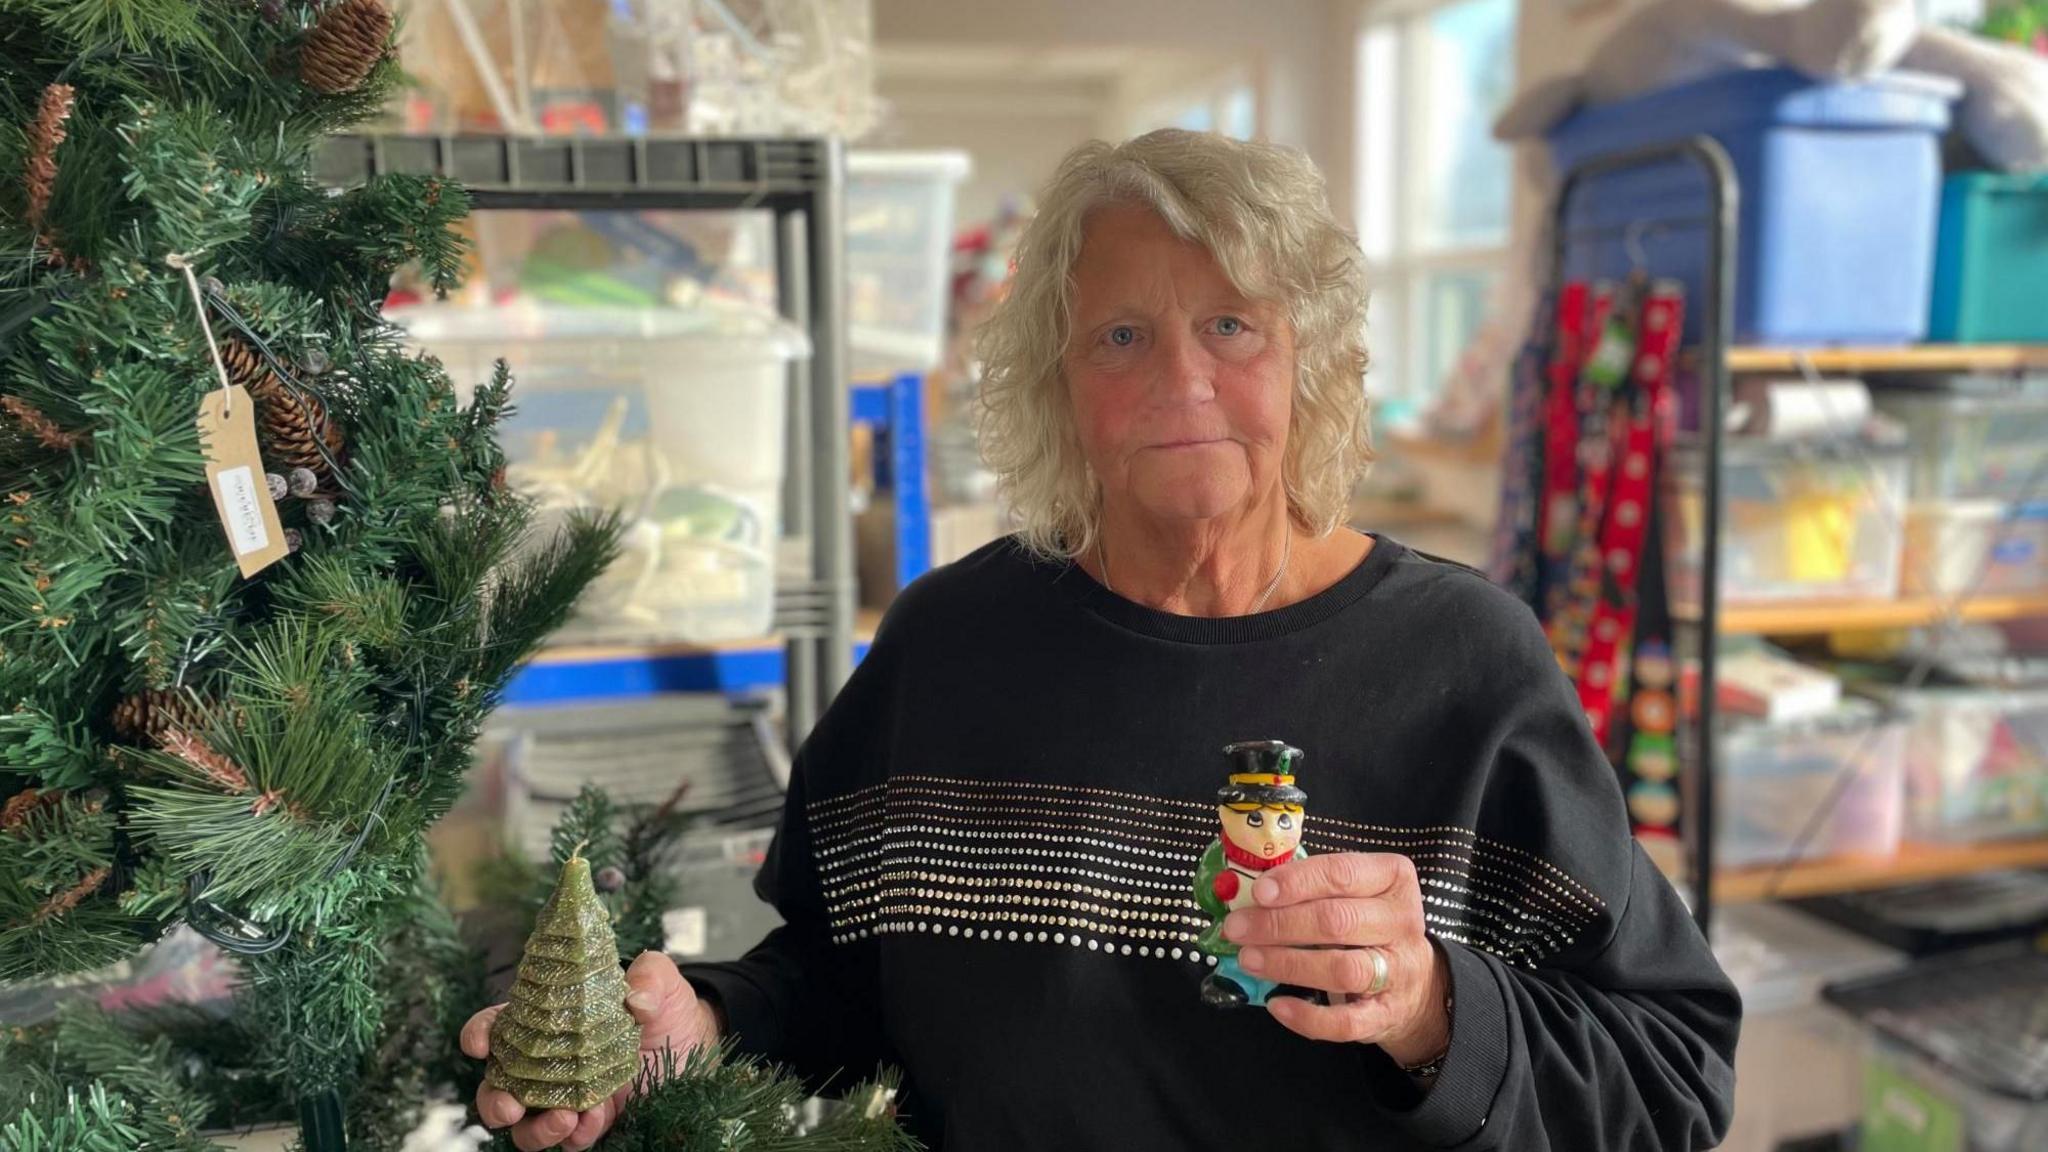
[0,0,621,1145]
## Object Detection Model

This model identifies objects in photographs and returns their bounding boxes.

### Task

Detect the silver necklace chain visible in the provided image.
[1096,529,1292,614]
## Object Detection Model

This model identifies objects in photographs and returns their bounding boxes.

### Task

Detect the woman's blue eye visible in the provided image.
[1215,316,1244,336]
[1108,326,1137,347]
[1245,811,1264,827]
[1277,813,1294,830]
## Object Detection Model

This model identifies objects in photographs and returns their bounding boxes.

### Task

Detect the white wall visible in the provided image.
[872,0,1353,225]
[1506,0,1645,279]
[1391,0,1649,528]
[872,76,1108,229]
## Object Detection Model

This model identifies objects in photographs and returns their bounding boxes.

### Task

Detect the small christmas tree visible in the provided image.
[472,782,690,963]
[486,845,641,1112]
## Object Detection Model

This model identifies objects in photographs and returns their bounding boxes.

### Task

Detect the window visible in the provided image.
[1356,0,1518,424]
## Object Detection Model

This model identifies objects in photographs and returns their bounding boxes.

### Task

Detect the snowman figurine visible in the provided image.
[1194,740,1308,1009]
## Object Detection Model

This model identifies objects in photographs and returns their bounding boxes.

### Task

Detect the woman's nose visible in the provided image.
[1151,325,1216,403]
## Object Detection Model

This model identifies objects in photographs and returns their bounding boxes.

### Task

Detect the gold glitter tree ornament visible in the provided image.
[484,843,642,1110]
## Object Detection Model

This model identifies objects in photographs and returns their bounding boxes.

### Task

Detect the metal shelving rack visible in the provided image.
[318,134,857,745]
[1549,137,1736,937]
[1550,139,2048,940]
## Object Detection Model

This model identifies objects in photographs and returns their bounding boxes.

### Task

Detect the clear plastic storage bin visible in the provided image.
[1828,948,2048,1152]
[1718,701,1906,869]
[846,150,971,382]
[1665,440,1908,610]
[1901,501,2048,597]
[1860,684,2048,844]
[1860,1033,2048,1152]
[396,304,808,644]
[1873,388,2048,503]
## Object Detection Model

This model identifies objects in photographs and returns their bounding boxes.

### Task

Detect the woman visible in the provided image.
[462,129,1741,1151]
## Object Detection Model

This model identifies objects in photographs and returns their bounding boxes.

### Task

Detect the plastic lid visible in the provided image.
[1872,385,2048,411]
[1946,170,2048,194]
[1671,433,1909,465]
[848,150,973,182]
[390,303,811,362]
[1724,696,1882,740]
[1552,67,1961,147]
[1906,498,2006,522]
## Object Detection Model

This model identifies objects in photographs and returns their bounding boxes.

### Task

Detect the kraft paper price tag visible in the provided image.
[197,386,287,577]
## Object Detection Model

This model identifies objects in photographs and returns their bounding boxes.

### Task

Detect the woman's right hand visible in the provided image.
[461,950,722,1151]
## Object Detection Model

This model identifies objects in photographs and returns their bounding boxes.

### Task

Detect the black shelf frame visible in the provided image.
[321,133,857,746]
[1547,137,1739,937]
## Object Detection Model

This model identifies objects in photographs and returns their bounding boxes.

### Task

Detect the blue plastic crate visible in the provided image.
[1549,68,1959,347]
[1929,172,2048,344]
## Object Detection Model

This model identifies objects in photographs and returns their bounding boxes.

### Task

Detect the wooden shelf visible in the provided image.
[1385,427,1504,465]
[1719,839,2048,904]
[1689,591,2048,636]
[1725,344,2048,376]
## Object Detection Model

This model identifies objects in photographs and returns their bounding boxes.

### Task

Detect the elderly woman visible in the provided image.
[462,129,1740,1151]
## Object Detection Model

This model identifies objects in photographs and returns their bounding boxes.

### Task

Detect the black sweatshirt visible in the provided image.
[684,535,1741,1150]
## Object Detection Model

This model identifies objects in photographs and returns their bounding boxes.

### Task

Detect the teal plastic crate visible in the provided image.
[1929,172,2048,343]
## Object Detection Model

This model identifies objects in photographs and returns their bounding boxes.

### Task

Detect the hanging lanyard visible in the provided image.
[1571,282,1684,748]
[1541,286,1619,628]
[1546,282,1631,657]
[1538,283,1595,568]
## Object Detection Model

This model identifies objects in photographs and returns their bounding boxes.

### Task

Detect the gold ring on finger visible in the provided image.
[1364,947,1391,997]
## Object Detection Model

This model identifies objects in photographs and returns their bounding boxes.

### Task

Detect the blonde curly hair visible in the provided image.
[975,128,1373,561]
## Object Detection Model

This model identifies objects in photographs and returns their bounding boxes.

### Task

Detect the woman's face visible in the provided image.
[1062,202,1295,528]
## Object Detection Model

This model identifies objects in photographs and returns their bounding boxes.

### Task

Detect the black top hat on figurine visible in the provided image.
[1215,739,1307,809]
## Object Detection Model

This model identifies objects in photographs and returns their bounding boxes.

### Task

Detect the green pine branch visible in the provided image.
[108,533,241,690]
[473,783,689,964]
[337,884,489,1151]
[614,788,690,961]
[16,0,208,57]
[475,508,625,690]
[494,1043,920,1152]
[0,1081,147,1152]
[551,785,624,871]
[0,704,101,789]
[43,1002,220,1150]
[0,1002,224,1152]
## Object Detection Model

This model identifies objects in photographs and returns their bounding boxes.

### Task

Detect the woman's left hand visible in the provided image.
[1223,851,1451,1066]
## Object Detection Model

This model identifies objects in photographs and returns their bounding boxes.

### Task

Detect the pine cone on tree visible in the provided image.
[486,846,640,1111]
[111,688,210,748]
[300,0,393,94]
[218,337,269,392]
[248,369,344,478]
[1,788,58,831]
